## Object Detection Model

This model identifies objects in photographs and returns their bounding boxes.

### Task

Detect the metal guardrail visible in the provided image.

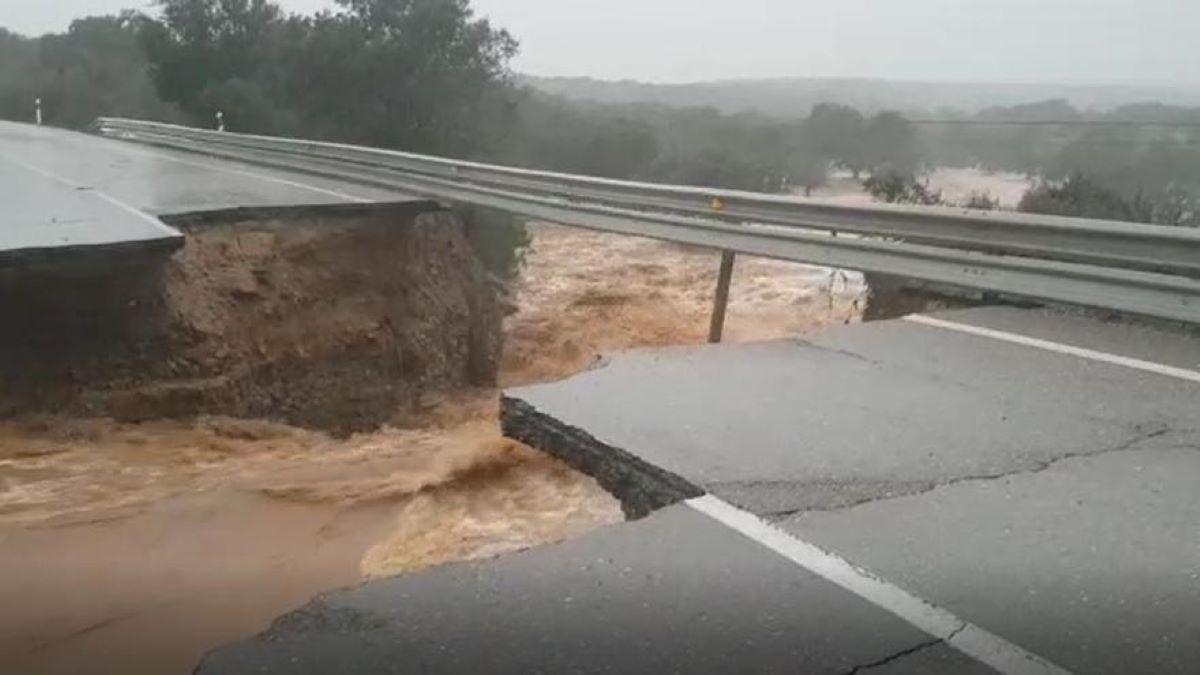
[93,117,1200,325]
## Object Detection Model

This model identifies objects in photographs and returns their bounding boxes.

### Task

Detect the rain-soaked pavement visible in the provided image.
[0,120,409,265]
[201,306,1200,674]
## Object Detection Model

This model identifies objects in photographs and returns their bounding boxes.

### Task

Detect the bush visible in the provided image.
[1018,174,1153,223]
[458,206,530,279]
[962,191,999,210]
[862,172,943,205]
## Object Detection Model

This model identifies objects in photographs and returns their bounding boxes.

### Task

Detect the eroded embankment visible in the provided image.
[0,201,501,433]
[0,206,625,675]
[0,218,869,675]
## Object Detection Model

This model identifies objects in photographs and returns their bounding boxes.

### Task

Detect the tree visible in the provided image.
[862,172,943,205]
[1018,174,1153,223]
[140,0,281,117]
[862,111,922,175]
[139,0,518,156]
[801,103,865,175]
[582,117,660,179]
[0,15,178,129]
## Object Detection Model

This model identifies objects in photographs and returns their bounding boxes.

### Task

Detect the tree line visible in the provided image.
[1,0,1197,227]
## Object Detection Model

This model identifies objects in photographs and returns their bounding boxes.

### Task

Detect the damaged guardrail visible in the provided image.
[93,117,1200,326]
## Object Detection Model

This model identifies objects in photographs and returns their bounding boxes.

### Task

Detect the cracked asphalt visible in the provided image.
[200,306,1199,673]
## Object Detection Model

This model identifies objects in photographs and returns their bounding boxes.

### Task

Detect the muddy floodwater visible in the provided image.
[0,224,865,674]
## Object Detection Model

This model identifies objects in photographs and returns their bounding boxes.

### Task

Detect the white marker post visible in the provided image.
[215,110,225,132]
[35,98,42,126]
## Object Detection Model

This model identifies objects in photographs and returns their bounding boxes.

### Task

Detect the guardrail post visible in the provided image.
[708,250,736,343]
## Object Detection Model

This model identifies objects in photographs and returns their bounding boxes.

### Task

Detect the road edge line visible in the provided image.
[686,494,1070,675]
[161,154,372,203]
[87,129,372,203]
[1,155,181,238]
[904,314,1200,384]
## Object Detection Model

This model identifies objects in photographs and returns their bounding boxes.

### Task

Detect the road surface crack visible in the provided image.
[793,339,880,365]
[840,624,967,674]
[792,425,1176,517]
[840,637,943,674]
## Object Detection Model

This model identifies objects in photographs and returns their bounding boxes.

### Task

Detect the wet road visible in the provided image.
[199,504,991,675]
[202,306,1199,674]
[0,120,410,265]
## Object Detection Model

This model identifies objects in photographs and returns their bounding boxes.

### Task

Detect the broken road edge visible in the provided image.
[500,395,703,519]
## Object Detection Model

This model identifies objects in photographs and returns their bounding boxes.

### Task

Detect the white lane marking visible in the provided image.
[687,495,1069,675]
[1,155,180,237]
[94,135,372,203]
[24,126,372,203]
[156,153,371,203]
[904,314,1200,384]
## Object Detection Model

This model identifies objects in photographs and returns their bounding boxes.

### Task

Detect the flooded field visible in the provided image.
[805,167,1035,208]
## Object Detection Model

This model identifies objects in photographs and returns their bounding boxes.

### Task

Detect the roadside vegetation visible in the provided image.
[2,0,1197,228]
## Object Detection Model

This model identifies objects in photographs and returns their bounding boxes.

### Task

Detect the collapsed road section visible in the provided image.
[1,120,504,432]
[499,305,1200,673]
[201,305,1200,674]
[2,201,502,432]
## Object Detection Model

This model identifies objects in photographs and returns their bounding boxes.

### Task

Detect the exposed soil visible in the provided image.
[0,217,866,675]
[0,202,501,433]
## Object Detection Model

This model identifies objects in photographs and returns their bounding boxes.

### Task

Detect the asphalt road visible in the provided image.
[0,120,410,265]
[506,305,1199,673]
[201,306,1199,674]
[199,504,991,675]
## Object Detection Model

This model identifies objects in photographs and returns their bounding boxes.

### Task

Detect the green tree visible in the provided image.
[1018,174,1154,223]
[801,103,866,175]
[862,111,922,175]
[140,0,518,156]
[140,0,280,118]
[0,15,177,128]
[862,172,943,205]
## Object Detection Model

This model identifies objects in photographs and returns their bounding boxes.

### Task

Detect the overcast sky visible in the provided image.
[4,0,1199,86]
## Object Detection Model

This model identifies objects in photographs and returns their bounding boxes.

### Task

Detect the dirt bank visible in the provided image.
[0,202,501,433]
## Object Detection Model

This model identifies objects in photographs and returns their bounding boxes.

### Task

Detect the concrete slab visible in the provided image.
[788,443,1200,674]
[197,504,960,674]
[504,307,1198,518]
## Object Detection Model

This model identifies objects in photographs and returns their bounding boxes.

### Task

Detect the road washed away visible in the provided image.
[0,223,864,675]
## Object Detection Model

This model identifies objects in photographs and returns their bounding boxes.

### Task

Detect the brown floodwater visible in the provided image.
[0,224,865,674]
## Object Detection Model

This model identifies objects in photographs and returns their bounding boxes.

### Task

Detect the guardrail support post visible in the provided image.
[708,250,736,343]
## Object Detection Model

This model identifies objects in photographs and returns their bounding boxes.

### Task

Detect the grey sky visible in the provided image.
[4,0,1198,86]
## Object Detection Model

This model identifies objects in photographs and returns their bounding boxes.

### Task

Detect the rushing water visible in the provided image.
[0,224,865,674]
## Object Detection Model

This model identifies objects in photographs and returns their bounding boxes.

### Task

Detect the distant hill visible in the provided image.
[520,75,1200,118]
